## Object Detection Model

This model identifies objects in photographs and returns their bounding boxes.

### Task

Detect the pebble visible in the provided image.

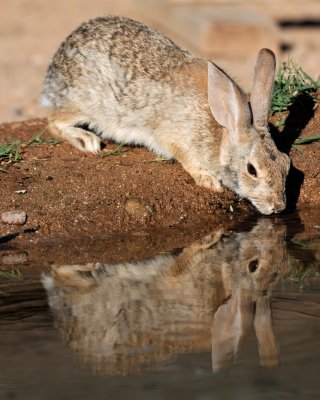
[124,197,154,220]
[1,211,27,225]
[2,252,27,265]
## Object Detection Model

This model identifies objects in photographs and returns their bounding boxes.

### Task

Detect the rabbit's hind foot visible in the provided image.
[49,112,101,155]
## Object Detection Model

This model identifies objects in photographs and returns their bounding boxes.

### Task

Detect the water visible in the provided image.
[0,216,319,400]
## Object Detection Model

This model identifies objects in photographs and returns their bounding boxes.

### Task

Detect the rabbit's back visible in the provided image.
[40,16,210,157]
[40,16,198,109]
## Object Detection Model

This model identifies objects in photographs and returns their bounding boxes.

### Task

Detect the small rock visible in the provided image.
[2,252,27,265]
[14,190,27,194]
[125,197,154,221]
[1,211,27,225]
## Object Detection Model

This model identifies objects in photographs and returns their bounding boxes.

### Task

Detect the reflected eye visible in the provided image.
[247,163,257,177]
[248,259,259,273]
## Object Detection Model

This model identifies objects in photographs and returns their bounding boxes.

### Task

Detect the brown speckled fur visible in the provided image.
[40,16,290,215]
[42,219,290,374]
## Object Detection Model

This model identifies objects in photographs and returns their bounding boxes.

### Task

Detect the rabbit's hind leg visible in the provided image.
[49,110,101,154]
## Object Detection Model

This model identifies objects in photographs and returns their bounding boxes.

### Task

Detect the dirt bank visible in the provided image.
[0,106,319,252]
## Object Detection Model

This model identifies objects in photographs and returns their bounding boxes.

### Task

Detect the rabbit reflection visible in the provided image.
[43,219,290,375]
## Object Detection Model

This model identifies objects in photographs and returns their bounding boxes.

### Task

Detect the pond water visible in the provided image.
[0,216,319,400]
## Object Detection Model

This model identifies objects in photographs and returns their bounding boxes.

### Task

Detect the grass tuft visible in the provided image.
[28,127,61,146]
[271,59,320,147]
[0,127,60,171]
[0,268,23,280]
[271,58,320,116]
[0,141,21,165]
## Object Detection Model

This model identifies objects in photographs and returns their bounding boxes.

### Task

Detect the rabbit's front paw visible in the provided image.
[193,171,223,192]
[71,130,102,154]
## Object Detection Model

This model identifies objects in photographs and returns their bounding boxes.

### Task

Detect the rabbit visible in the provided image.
[39,16,290,215]
[42,219,290,375]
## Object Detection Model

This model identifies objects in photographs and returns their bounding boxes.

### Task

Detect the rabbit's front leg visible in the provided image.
[191,170,223,192]
[169,143,223,191]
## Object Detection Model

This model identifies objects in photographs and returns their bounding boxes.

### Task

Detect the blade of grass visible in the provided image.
[14,148,20,161]
[291,144,302,152]
[294,134,320,144]
[28,127,47,144]
[101,144,128,157]
[149,155,172,163]
[0,268,23,280]
[28,127,61,146]
[275,119,286,127]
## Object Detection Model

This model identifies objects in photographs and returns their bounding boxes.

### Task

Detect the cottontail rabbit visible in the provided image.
[40,16,290,215]
[42,219,290,374]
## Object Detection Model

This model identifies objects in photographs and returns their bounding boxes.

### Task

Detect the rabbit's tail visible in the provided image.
[38,90,54,108]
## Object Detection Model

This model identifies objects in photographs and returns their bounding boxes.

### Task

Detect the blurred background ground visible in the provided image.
[0,0,319,123]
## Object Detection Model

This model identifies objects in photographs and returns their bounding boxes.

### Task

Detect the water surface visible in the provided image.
[0,217,319,399]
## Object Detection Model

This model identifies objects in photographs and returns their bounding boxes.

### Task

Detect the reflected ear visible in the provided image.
[211,277,254,372]
[250,48,276,129]
[207,61,251,143]
[254,296,279,367]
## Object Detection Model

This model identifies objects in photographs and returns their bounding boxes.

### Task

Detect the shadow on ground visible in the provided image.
[270,93,316,211]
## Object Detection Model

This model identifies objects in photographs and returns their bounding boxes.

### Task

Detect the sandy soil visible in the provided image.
[0,118,252,237]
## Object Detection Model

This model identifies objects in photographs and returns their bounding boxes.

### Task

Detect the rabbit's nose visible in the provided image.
[272,193,286,213]
[272,201,286,213]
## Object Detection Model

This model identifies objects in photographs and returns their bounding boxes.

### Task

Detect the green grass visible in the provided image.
[271,58,320,116]
[292,134,320,151]
[0,127,60,171]
[0,268,23,280]
[283,261,319,289]
[149,156,174,164]
[0,140,21,166]
[101,144,128,157]
[271,59,320,148]
[294,134,320,144]
[28,127,61,146]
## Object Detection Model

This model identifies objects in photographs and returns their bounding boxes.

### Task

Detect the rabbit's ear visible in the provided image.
[254,296,279,367]
[208,61,251,142]
[250,48,276,129]
[211,277,254,372]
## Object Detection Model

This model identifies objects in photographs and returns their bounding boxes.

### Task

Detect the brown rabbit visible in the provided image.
[40,16,290,215]
[42,219,290,375]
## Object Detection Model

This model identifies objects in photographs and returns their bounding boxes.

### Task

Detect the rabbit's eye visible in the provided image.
[247,163,257,177]
[248,259,259,273]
